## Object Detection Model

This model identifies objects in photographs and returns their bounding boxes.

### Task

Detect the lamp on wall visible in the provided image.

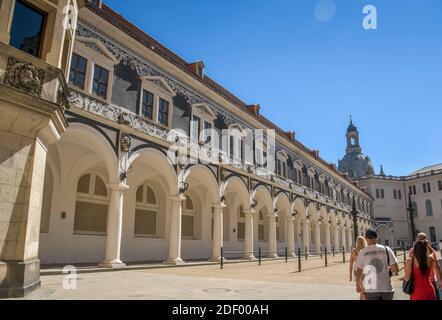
[251,199,258,210]
[179,181,189,195]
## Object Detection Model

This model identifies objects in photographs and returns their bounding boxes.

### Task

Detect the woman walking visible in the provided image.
[349,236,367,300]
[405,240,437,300]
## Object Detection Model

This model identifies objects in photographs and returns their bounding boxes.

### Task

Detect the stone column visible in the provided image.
[286,217,296,257]
[164,195,186,265]
[267,215,278,258]
[341,228,347,251]
[325,224,331,251]
[0,97,66,298]
[243,210,256,260]
[334,226,340,251]
[315,223,321,253]
[210,203,225,262]
[347,228,353,249]
[99,183,129,268]
[303,220,310,254]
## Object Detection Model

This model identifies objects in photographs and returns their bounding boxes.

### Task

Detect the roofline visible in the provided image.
[84,1,371,198]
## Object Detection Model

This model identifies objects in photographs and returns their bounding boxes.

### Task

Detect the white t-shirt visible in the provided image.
[355,244,398,293]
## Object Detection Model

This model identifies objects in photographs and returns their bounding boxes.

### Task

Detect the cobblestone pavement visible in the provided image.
[20,253,413,300]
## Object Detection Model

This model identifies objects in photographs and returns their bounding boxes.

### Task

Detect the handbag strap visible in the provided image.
[384,246,390,266]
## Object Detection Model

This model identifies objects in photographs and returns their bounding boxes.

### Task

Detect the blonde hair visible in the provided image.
[355,236,367,253]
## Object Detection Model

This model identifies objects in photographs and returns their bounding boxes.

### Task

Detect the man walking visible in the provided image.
[355,230,399,300]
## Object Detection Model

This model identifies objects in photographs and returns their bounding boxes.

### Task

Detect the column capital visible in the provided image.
[169,194,186,203]
[212,203,226,210]
[242,209,255,216]
[107,183,130,192]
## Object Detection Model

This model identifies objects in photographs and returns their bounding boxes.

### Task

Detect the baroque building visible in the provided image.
[359,164,442,248]
[338,118,375,180]
[0,0,374,298]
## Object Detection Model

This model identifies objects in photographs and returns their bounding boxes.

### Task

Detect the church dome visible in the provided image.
[338,152,375,180]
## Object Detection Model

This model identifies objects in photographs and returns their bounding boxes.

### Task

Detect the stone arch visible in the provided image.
[129,147,178,196]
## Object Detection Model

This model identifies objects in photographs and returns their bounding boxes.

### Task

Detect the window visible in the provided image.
[74,173,109,236]
[204,121,212,144]
[398,190,402,200]
[69,53,88,90]
[413,186,417,195]
[92,64,109,99]
[158,98,169,126]
[376,189,384,199]
[141,90,154,120]
[409,186,413,195]
[258,211,265,242]
[182,196,195,238]
[429,227,437,243]
[438,181,442,191]
[10,0,46,57]
[423,184,427,193]
[426,200,433,217]
[381,189,385,199]
[427,183,431,193]
[191,115,201,142]
[134,183,158,237]
[393,190,397,200]
[237,206,245,241]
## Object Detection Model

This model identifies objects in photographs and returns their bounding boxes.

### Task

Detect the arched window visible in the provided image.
[258,211,265,241]
[237,206,245,240]
[426,200,433,217]
[74,172,109,235]
[182,196,195,238]
[134,183,158,237]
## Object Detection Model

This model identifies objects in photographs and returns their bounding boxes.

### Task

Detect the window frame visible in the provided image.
[139,76,175,129]
[190,103,216,146]
[74,172,109,236]
[134,183,159,238]
[69,37,118,103]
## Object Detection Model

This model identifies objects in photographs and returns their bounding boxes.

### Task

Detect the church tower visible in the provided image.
[346,116,362,154]
[338,117,375,180]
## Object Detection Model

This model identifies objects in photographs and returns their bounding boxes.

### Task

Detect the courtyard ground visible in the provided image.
[18,252,421,300]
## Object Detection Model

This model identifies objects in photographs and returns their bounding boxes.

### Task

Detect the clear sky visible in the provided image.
[104,0,442,176]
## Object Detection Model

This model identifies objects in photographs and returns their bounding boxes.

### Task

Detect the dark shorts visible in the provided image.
[364,292,395,301]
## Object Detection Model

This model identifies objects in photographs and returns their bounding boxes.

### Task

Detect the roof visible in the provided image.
[84,2,371,198]
[411,163,442,175]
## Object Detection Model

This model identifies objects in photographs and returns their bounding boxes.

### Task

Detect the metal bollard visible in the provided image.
[320,247,323,259]
[343,247,346,263]
[325,247,328,267]
[220,247,224,270]
[285,248,288,263]
[298,248,302,273]
[333,247,335,257]
[259,247,262,266]
[305,247,308,260]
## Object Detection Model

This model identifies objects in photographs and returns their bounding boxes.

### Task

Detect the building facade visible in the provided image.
[0,0,374,298]
[359,165,442,248]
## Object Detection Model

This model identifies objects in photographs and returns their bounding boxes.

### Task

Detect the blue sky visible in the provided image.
[105,0,442,176]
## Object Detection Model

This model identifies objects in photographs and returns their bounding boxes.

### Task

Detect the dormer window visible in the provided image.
[318,174,326,194]
[188,61,205,78]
